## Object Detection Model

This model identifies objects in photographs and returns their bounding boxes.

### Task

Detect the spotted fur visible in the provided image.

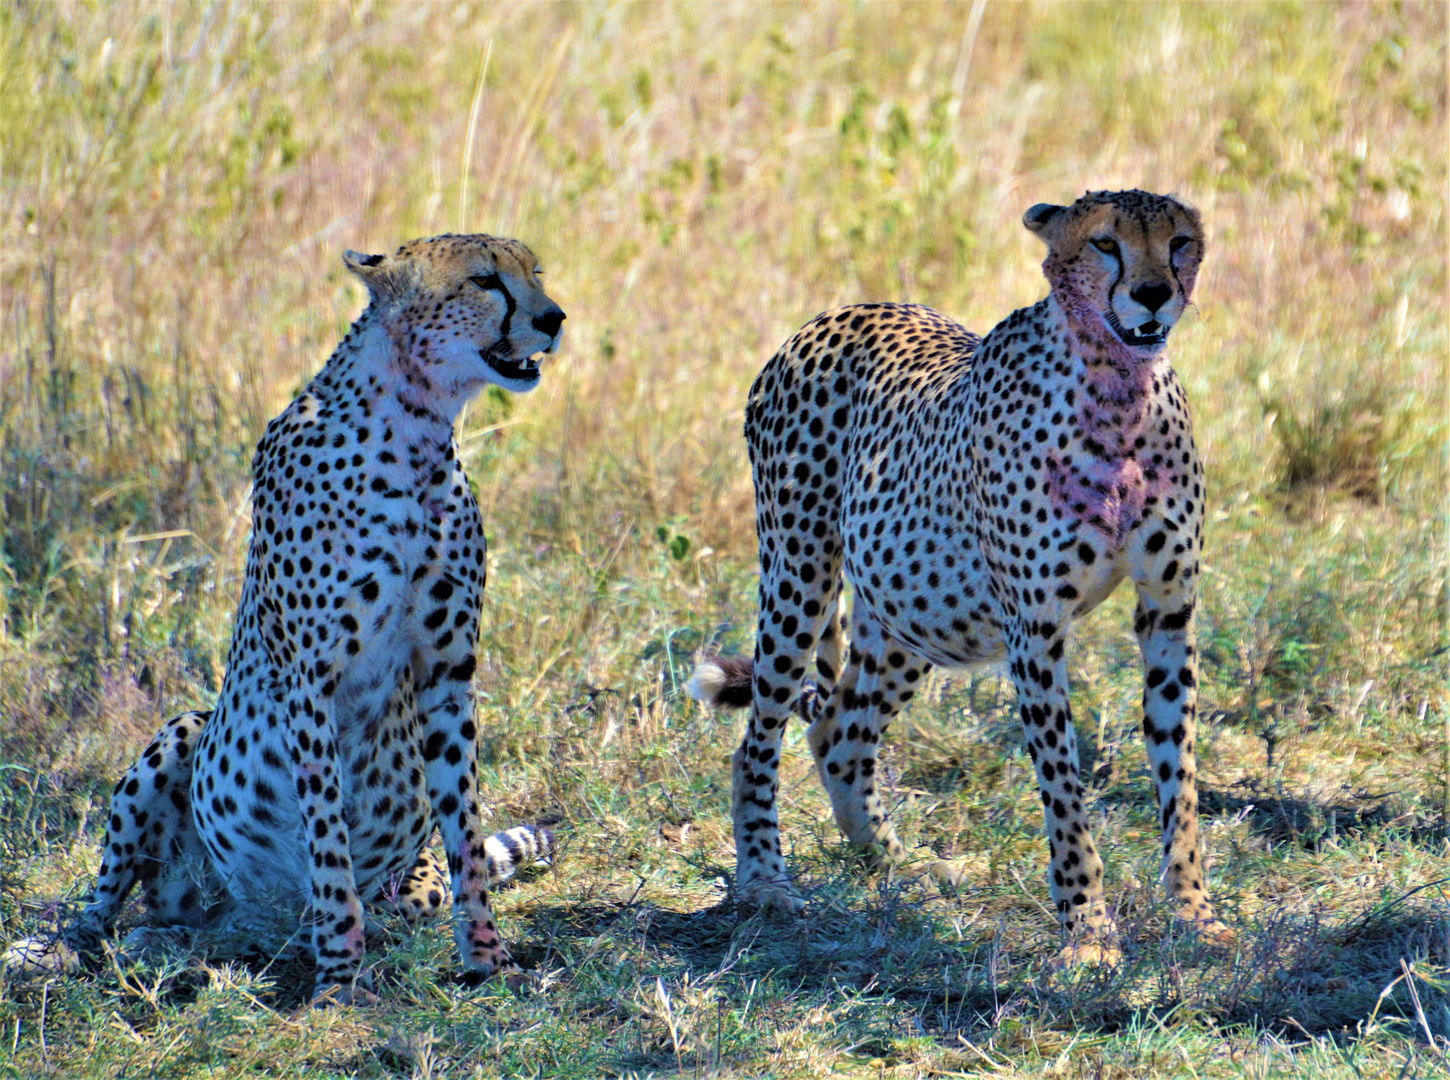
[4,234,565,1002]
[691,190,1230,960]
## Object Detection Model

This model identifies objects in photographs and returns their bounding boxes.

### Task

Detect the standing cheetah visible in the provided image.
[690,190,1231,960]
[6,235,564,1002]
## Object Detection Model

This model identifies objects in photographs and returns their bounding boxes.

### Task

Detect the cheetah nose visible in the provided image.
[532,307,565,338]
[1130,283,1173,313]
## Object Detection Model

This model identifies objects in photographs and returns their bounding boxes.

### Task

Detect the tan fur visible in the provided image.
[4,235,565,1002]
[692,190,1230,961]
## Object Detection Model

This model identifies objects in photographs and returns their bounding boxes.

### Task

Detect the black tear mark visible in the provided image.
[472,273,517,336]
[496,278,516,336]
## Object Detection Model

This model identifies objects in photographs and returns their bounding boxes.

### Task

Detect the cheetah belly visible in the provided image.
[841,520,1006,670]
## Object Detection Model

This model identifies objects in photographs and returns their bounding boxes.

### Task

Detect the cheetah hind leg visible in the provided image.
[3,711,224,978]
[805,684,967,896]
[371,823,556,929]
[804,610,970,892]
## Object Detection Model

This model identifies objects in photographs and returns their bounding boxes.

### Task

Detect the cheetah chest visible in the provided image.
[190,476,483,907]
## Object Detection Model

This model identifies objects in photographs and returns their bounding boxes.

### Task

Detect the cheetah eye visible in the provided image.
[1169,236,1193,253]
[1090,238,1119,256]
[470,273,503,291]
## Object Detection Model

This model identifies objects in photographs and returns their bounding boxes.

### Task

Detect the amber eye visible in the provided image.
[1090,237,1120,255]
[1169,236,1193,253]
[470,273,503,291]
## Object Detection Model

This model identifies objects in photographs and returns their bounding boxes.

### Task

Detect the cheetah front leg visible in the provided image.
[1131,535,1232,944]
[411,569,519,986]
[283,684,372,1005]
[1006,625,1119,965]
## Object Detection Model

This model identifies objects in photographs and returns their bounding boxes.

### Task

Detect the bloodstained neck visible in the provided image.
[1042,295,1164,543]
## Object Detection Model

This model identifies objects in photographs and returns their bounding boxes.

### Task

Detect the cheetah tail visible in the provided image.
[483,823,556,887]
[686,656,754,710]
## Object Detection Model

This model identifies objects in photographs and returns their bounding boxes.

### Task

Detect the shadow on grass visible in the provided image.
[1200,776,1445,849]
[513,858,1450,1049]
[7,853,1446,1062]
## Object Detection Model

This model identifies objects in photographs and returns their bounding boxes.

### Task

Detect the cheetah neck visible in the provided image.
[1041,297,1165,543]
[1048,296,1156,456]
[313,306,458,432]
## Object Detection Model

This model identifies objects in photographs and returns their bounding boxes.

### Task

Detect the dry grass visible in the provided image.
[0,2,1447,1077]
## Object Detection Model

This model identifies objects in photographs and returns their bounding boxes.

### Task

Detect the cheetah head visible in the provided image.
[1024,190,1203,354]
[344,233,565,395]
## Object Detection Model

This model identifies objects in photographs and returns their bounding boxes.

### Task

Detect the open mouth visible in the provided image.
[482,348,543,382]
[1105,312,1168,348]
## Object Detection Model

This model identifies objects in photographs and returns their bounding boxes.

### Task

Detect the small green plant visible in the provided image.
[656,518,692,561]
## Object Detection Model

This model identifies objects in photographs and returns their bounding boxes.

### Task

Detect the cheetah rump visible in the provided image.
[5,235,565,1004]
[690,190,1232,964]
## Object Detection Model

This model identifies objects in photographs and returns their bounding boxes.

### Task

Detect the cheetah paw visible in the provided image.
[890,859,969,893]
[1053,938,1122,968]
[737,881,806,916]
[456,964,534,992]
[1175,908,1236,948]
[311,979,379,1008]
[119,926,194,964]
[312,973,379,1008]
[2,935,82,978]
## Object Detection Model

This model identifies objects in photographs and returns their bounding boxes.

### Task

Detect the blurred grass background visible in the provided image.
[0,2,1446,1077]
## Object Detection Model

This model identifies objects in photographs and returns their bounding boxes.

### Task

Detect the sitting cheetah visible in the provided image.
[6,234,565,1003]
[690,190,1230,960]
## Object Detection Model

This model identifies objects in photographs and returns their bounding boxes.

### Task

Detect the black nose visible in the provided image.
[532,307,566,338]
[1130,283,1173,313]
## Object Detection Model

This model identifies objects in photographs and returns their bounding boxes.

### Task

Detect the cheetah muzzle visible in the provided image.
[691,188,1233,963]
[4,233,566,1004]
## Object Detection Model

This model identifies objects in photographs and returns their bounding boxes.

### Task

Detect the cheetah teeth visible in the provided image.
[482,349,544,381]
[1106,312,1167,347]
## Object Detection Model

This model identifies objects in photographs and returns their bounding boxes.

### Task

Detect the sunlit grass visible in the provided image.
[0,2,1446,1076]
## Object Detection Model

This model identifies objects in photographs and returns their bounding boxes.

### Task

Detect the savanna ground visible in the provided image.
[0,2,1447,1077]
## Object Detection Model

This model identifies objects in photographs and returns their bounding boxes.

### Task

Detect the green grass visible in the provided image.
[1,2,1447,1076]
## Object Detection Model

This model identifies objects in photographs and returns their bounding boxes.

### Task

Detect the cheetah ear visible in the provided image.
[1023,203,1066,241]
[1167,195,1204,233]
[343,249,394,297]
